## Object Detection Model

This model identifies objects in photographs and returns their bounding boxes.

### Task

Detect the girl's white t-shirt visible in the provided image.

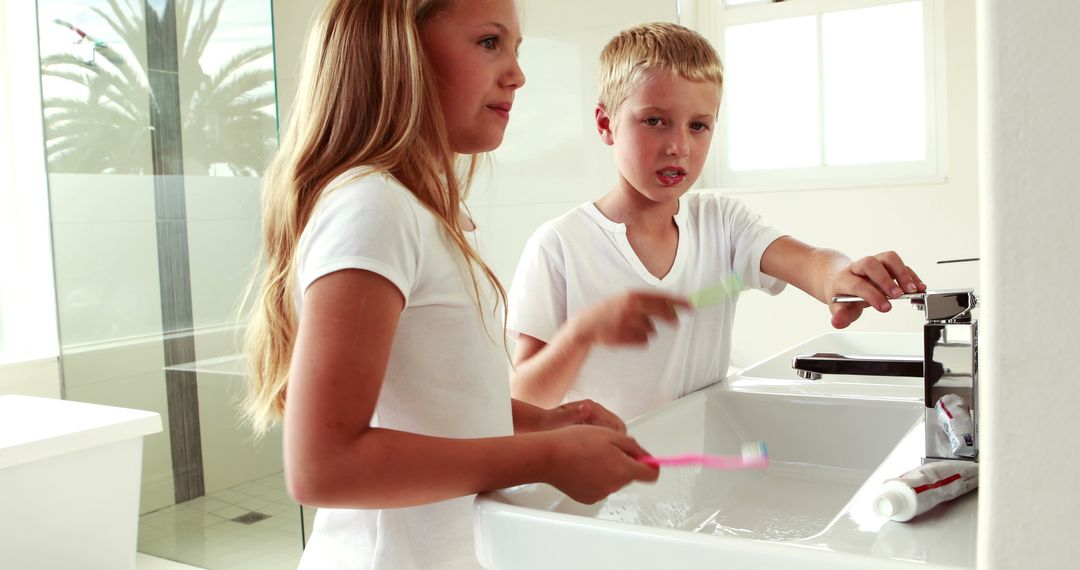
[293,170,511,570]
[507,192,786,421]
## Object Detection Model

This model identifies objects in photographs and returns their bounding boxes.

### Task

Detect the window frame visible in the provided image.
[697,0,948,192]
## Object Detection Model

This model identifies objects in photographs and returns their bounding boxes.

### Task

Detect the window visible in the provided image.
[703,0,946,190]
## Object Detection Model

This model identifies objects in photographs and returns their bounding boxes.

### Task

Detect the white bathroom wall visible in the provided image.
[0,0,59,389]
[0,359,61,398]
[978,1,1080,567]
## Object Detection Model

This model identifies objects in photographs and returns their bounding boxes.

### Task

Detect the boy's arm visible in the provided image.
[509,291,691,408]
[510,329,594,409]
[760,236,926,328]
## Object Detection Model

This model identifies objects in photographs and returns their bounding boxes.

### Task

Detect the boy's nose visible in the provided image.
[666,133,689,157]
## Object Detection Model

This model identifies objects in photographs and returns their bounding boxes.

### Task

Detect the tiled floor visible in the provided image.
[138,472,315,570]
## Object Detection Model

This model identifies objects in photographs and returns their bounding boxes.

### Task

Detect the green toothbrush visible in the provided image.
[687,274,744,308]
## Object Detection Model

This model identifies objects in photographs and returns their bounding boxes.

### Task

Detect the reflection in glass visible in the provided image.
[39,0,276,175]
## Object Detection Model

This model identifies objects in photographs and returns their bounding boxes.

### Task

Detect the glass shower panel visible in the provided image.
[36,1,303,567]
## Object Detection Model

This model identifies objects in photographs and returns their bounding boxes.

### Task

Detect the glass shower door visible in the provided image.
[35,0,310,566]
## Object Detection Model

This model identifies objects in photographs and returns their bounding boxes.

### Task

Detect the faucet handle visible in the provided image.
[831,289,978,323]
[831,293,925,303]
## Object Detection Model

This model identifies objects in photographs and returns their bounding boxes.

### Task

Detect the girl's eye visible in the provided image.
[644,117,662,126]
[691,122,711,132]
[480,36,498,50]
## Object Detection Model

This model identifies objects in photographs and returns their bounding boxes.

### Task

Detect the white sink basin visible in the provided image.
[475,333,977,569]
[551,389,921,541]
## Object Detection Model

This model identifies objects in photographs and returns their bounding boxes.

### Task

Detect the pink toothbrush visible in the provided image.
[640,441,769,470]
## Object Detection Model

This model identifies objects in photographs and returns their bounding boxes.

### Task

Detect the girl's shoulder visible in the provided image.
[314,168,426,224]
[323,168,411,206]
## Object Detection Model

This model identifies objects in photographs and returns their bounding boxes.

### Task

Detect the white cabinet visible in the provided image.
[0,395,161,570]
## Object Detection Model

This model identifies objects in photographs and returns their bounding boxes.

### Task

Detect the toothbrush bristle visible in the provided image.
[740,441,769,466]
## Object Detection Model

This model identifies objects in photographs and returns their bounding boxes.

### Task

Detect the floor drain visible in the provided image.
[231,511,271,525]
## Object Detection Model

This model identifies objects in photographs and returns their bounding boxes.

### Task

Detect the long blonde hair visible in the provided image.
[243,0,507,435]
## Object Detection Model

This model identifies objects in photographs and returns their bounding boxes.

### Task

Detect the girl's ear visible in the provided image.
[595,105,615,146]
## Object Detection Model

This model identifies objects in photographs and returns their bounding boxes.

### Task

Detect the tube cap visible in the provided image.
[873,488,915,521]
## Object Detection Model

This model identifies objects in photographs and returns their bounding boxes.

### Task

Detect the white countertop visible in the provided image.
[0,395,162,470]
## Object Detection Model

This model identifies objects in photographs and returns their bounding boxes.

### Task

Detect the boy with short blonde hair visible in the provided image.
[508,23,924,421]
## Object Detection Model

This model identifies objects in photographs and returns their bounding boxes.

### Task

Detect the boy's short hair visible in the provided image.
[598,22,723,121]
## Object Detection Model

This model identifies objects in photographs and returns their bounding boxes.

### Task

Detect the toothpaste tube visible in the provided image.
[935,394,976,458]
[872,460,979,522]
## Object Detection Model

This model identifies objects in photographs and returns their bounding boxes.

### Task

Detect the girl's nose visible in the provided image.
[501,56,526,90]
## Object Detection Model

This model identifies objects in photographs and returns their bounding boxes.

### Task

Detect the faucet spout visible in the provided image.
[792,353,931,379]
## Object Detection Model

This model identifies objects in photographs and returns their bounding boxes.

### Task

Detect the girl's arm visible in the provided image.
[285,269,659,509]
[509,291,690,408]
[759,236,926,329]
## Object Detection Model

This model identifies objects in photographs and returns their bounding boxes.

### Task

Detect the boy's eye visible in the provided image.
[480,36,498,50]
[644,117,663,126]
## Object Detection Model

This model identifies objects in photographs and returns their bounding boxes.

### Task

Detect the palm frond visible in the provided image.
[41,68,94,86]
[206,69,275,104]
[183,0,225,63]
[208,45,272,88]
[90,0,148,68]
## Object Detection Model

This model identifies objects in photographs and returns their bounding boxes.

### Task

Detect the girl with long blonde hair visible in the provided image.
[244,0,658,567]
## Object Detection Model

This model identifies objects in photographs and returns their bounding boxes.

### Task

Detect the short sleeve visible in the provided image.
[506,224,567,343]
[718,195,787,296]
[296,174,421,305]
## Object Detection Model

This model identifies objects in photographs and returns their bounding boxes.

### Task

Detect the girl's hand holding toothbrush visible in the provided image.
[541,425,659,504]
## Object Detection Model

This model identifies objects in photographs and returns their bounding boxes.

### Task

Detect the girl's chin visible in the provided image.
[451,134,506,155]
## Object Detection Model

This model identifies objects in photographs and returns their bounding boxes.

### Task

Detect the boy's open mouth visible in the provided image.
[656,167,687,186]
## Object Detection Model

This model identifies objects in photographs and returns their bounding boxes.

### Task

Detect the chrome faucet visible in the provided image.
[791,289,979,462]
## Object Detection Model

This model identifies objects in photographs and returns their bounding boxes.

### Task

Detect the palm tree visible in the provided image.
[40,0,277,175]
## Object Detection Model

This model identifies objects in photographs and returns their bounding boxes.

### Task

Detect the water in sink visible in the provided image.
[550,387,921,541]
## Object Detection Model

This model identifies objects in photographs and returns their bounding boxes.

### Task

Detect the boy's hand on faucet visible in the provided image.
[571,291,692,346]
[826,251,926,329]
[537,399,627,434]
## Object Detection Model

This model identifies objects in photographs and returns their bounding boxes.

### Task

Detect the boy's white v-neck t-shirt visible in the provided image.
[507,192,786,421]
[293,170,511,570]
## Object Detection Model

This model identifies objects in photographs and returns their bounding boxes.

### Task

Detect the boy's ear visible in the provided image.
[595,105,615,146]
